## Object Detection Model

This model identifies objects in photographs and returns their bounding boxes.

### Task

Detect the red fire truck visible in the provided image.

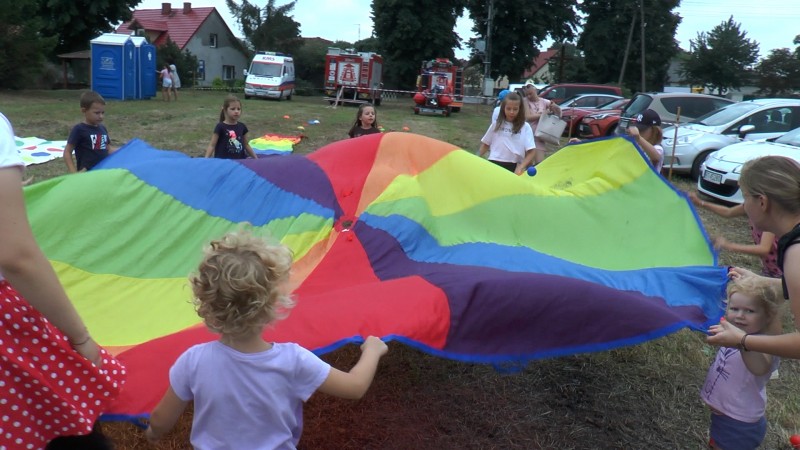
[324,48,384,106]
[412,58,464,116]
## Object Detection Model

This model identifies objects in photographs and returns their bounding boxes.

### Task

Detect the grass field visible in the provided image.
[2,89,799,449]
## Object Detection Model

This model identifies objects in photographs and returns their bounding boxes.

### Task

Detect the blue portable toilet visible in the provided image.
[91,33,136,100]
[131,36,156,99]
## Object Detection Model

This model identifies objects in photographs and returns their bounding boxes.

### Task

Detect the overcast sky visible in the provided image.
[138,0,800,59]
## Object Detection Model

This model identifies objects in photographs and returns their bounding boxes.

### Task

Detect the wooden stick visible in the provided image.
[668,106,681,181]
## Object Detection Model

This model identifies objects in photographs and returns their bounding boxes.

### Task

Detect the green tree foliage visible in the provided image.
[226,0,303,55]
[681,16,759,96]
[0,0,56,89]
[756,48,800,97]
[547,44,589,84]
[466,0,579,83]
[578,0,680,92]
[293,38,334,88]
[37,0,138,54]
[155,38,199,88]
[372,0,465,89]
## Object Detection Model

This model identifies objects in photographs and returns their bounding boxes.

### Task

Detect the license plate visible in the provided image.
[702,170,722,184]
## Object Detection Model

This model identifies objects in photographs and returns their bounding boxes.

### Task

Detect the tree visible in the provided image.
[226,0,303,55]
[292,38,334,88]
[682,16,759,96]
[155,38,199,88]
[547,44,589,84]
[578,0,681,92]
[756,48,800,97]
[372,0,465,89]
[466,0,579,83]
[0,0,55,88]
[37,0,138,55]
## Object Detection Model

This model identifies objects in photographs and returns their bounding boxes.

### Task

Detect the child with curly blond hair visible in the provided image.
[702,274,783,450]
[145,230,388,448]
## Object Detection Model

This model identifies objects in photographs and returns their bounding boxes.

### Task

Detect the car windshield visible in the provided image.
[621,95,652,118]
[775,127,800,147]
[248,62,281,77]
[599,99,627,110]
[689,102,760,126]
[558,95,582,106]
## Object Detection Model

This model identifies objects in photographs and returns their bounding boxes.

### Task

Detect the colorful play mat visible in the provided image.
[15,136,66,166]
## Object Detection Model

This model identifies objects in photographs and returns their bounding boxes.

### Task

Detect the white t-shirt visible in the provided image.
[0,114,23,170]
[0,113,24,282]
[652,144,664,173]
[481,121,535,164]
[491,106,500,124]
[170,341,331,450]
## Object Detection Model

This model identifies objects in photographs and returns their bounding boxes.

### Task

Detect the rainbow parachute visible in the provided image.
[23,133,726,421]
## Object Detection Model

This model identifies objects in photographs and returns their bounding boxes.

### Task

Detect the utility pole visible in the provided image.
[483,0,494,97]
[618,9,637,86]
[640,0,646,92]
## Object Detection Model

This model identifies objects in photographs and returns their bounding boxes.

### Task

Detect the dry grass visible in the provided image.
[3,90,799,449]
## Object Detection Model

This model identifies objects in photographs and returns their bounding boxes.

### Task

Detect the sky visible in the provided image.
[137,0,800,59]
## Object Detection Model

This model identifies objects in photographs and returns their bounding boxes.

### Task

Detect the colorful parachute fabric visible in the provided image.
[248,132,302,156]
[16,136,66,166]
[23,133,727,421]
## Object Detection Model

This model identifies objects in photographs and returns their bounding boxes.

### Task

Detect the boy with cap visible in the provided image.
[627,108,664,172]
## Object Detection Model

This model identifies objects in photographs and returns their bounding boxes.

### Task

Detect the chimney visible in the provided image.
[183,2,191,14]
[161,3,171,15]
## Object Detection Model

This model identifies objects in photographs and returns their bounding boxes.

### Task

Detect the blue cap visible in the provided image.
[497,89,510,101]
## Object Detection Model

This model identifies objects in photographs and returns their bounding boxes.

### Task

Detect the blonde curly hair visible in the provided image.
[190,230,295,337]
[726,275,784,324]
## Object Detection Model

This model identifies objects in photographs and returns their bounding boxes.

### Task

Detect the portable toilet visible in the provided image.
[141,41,157,99]
[131,36,156,99]
[90,33,136,100]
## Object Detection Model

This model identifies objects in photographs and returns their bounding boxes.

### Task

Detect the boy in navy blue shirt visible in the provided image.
[63,91,116,172]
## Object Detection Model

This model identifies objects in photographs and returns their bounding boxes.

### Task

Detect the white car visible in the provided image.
[698,126,800,204]
[662,98,800,179]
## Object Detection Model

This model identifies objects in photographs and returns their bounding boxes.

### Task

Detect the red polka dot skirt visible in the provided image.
[0,281,126,449]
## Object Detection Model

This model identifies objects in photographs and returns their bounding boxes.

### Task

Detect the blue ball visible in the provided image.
[527,166,537,176]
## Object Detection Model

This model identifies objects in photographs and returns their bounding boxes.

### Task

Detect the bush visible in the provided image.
[293,79,318,96]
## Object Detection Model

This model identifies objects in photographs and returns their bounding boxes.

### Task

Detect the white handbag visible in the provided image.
[534,113,566,146]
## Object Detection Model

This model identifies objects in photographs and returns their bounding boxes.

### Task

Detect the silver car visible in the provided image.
[662,99,800,179]
[698,126,800,204]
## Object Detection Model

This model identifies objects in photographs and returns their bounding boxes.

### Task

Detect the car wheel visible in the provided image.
[691,150,714,180]
[605,123,618,136]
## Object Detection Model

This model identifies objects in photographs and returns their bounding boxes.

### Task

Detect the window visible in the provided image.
[223,65,235,81]
[209,34,217,48]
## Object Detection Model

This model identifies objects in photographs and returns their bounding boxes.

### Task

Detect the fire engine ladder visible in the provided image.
[454,69,464,97]
[360,63,370,98]
[330,86,345,109]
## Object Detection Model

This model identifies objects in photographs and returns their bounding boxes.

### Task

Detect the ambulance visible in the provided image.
[243,52,295,100]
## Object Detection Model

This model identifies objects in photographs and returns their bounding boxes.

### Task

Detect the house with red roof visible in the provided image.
[117,2,248,86]
[494,48,559,90]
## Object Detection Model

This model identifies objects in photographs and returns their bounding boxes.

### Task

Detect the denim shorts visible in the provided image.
[710,412,766,450]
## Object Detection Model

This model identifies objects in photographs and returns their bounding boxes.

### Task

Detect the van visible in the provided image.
[538,83,622,104]
[243,52,295,100]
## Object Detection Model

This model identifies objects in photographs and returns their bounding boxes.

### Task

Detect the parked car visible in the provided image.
[538,83,623,104]
[560,95,626,136]
[617,92,734,135]
[572,98,631,138]
[698,126,800,204]
[662,99,800,179]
